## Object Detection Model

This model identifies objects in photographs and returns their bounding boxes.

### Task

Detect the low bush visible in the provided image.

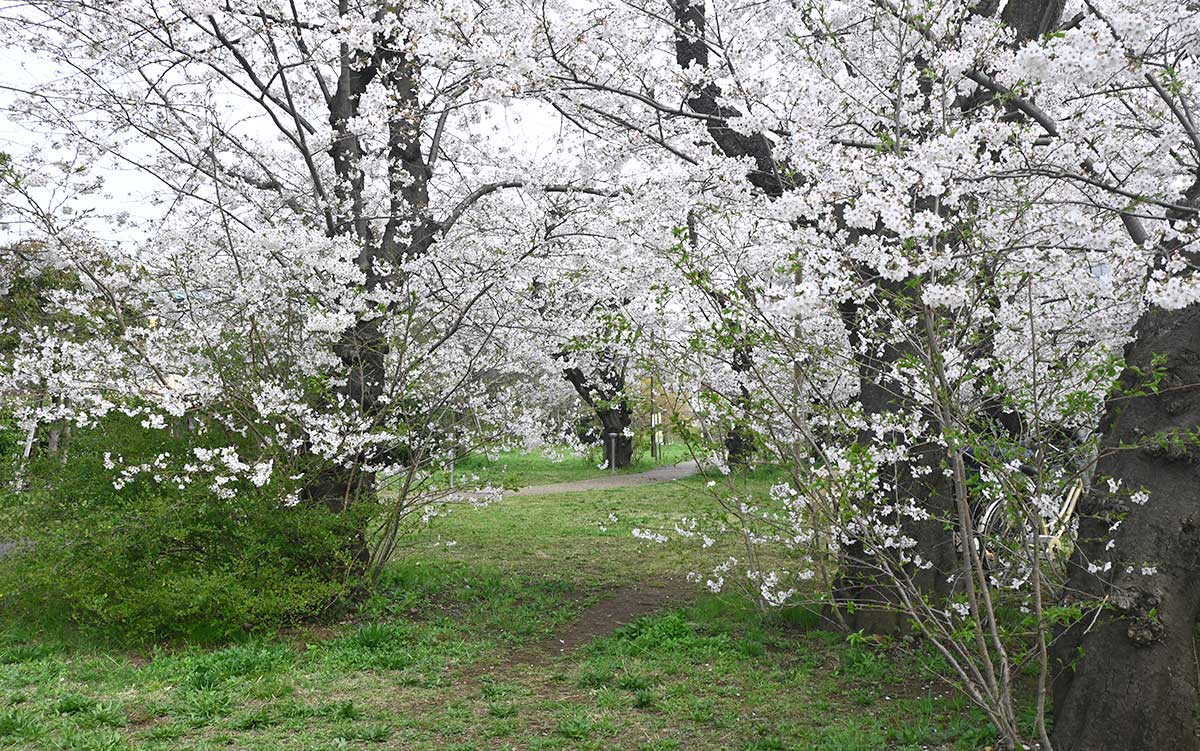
[0,409,19,465]
[0,415,365,643]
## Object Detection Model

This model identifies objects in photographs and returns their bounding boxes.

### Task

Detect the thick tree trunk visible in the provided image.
[598,408,634,470]
[304,29,436,576]
[724,422,754,466]
[1000,0,1065,34]
[666,0,1062,632]
[828,0,1066,634]
[830,291,959,633]
[1050,301,1200,751]
[564,362,634,469]
[301,464,372,574]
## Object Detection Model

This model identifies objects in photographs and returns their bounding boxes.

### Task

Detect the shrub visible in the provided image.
[0,415,366,643]
[0,409,20,465]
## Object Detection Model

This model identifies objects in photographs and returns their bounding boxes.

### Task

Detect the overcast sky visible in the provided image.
[0,35,591,253]
[0,43,168,249]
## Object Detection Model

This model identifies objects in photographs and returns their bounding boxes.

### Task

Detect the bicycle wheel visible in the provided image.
[977,500,1037,589]
[978,499,1071,591]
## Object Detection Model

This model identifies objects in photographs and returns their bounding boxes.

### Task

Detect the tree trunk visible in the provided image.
[666,0,1061,632]
[1000,0,1066,35]
[830,291,959,633]
[724,421,754,466]
[304,27,436,576]
[827,0,1066,634]
[301,463,372,575]
[563,362,634,469]
[598,408,634,470]
[1050,301,1200,751]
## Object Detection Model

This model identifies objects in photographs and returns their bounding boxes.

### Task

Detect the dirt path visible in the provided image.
[512,460,700,496]
[508,580,692,666]
[527,581,690,658]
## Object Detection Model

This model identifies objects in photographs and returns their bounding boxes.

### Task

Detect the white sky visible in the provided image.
[0,44,169,248]
[0,17,655,256]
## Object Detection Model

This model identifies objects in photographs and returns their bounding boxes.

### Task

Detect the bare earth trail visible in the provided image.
[515,580,691,664]
[511,460,701,496]
[500,461,702,663]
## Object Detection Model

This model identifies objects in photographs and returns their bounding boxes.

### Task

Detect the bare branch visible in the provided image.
[439,181,620,235]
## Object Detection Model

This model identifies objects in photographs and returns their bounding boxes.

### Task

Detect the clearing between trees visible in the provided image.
[0,460,1003,751]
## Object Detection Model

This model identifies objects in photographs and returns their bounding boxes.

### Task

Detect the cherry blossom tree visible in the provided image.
[528,0,1089,629]
[4,0,1200,747]
[521,0,1200,747]
[0,0,611,574]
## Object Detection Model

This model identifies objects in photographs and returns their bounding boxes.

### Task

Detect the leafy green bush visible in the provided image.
[0,410,20,465]
[0,415,366,643]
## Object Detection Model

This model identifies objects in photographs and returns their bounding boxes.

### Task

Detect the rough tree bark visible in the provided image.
[304,18,438,573]
[830,281,961,633]
[998,0,1066,34]
[1051,183,1200,751]
[825,0,1070,633]
[669,0,960,628]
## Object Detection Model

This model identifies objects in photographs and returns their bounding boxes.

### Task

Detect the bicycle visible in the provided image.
[951,437,1091,593]
[973,472,1084,588]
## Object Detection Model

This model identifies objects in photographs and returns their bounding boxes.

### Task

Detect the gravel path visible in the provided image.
[512,460,700,496]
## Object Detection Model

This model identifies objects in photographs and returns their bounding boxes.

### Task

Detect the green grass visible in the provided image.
[0,466,999,750]
[446,441,694,489]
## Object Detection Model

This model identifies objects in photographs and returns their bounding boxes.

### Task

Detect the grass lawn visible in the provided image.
[445,442,694,490]
[0,471,1005,750]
